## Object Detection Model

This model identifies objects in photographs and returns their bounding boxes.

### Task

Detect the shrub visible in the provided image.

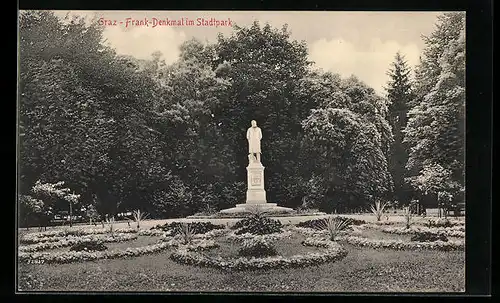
[297,216,365,229]
[425,218,454,228]
[403,207,413,229]
[232,216,282,235]
[132,210,149,229]
[238,237,278,258]
[155,222,225,235]
[176,222,194,245]
[411,232,449,242]
[314,216,351,241]
[69,241,108,252]
[370,200,387,221]
[105,216,115,235]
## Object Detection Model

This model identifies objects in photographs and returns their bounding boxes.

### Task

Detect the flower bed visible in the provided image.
[153,222,225,235]
[231,216,283,235]
[291,226,463,251]
[290,226,332,238]
[70,241,108,252]
[381,226,465,238]
[424,218,465,228]
[337,235,464,251]
[372,220,398,225]
[238,237,277,257]
[410,232,448,243]
[170,236,348,271]
[18,225,222,264]
[19,233,138,253]
[137,229,168,237]
[18,238,182,264]
[20,228,137,244]
[226,230,292,242]
[296,216,366,229]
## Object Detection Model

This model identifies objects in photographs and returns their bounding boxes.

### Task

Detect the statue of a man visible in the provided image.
[247,120,262,163]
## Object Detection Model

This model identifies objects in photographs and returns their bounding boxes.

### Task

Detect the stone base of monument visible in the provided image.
[214,154,296,217]
[219,203,295,215]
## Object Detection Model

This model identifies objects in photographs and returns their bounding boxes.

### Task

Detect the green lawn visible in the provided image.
[18,243,464,292]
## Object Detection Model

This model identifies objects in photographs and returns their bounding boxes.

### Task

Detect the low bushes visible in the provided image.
[232,216,282,235]
[20,228,137,244]
[193,229,229,239]
[381,226,465,238]
[411,232,448,243]
[153,222,225,235]
[137,229,167,237]
[338,235,463,251]
[18,238,181,264]
[70,241,108,252]
[226,230,292,242]
[238,237,278,258]
[291,226,329,238]
[170,237,348,271]
[296,216,365,229]
[18,228,220,264]
[425,218,464,228]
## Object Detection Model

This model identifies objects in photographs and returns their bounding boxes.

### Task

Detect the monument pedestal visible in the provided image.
[219,161,294,215]
[219,203,295,214]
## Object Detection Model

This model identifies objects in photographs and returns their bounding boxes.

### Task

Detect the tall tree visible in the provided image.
[212,21,313,206]
[403,12,465,209]
[385,52,415,206]
[300,74,394,212]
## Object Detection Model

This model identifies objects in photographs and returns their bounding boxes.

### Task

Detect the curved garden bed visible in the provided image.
[20,228,138,244]
[170,236,348,271]
[290,226,464,251]
[19,233,138,252]
[337,235,464,251]
[380,226,465,238]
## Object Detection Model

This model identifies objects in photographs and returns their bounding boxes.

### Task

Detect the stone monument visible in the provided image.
[219,120,294,215]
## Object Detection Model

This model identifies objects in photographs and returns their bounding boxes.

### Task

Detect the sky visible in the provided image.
[53,11,444,96]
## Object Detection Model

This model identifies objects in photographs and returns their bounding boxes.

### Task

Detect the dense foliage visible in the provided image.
[411,232,449,243]
[18,11,465,225]
[238,238,278,257]
[425,218,454,228]
[154,222,225,235]
[232,214,283,235]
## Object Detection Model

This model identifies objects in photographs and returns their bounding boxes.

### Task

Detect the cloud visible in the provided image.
[309,38,421,96]
[102,26,186,63]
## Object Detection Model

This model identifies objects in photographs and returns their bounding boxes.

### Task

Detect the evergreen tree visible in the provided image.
[385,52,415,206]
